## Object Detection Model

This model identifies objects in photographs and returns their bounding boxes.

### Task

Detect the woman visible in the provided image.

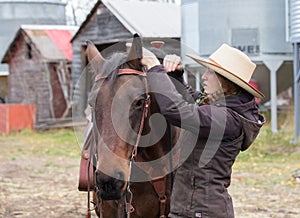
[141,44,265,218]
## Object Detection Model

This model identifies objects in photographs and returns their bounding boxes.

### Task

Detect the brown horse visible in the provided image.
[84,35,179,218]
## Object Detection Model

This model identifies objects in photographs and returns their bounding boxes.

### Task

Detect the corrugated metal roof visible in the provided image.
[2,25,78,62]
[44,29,73,60]
[103,0,180,37]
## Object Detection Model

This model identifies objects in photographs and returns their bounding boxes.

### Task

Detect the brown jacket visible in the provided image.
[148,65,265,218]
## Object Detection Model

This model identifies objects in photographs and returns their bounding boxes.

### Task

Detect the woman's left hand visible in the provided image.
[141,48,160,70]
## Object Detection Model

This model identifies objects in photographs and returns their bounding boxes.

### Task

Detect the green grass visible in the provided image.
[233,110,300,188]
[237,126,299,161]
[0,111,299,190]
[0,128,81,158]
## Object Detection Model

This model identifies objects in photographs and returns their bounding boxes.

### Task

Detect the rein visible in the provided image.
[86,68,169,218]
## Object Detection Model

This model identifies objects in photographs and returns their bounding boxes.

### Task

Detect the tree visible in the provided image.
[65,0,97,26]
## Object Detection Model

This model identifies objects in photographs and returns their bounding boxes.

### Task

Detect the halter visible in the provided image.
[94,68,147,81]
[85,68,169,218]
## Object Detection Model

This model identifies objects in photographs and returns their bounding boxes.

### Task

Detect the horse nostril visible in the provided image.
[94,170,126,200]
[95,171,109,187]
[95,171,125,185]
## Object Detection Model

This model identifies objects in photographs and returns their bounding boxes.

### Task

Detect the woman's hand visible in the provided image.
[141,48,160,70]
[163,54,182,72]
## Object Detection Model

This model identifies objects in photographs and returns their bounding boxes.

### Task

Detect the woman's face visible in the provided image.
[201,68,222,95]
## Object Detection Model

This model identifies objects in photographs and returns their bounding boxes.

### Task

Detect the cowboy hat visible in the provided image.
[186,44,264,98]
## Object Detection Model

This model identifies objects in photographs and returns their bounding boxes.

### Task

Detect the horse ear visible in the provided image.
[127,33,143,61]
[86,40,106,72]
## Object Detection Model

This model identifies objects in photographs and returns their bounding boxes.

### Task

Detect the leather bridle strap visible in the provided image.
[151,177,168,218]
[90,68,149,218]
[131,86,150,158]
[94,69,146,81]
[89,68,168,218]
[126,70,150,217]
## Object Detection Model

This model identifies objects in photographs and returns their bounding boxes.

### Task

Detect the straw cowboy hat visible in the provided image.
[186,44,264,98]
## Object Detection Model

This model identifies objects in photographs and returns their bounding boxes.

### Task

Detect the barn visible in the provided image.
[71,0,181,117]
[0,0,67,104]
[2,25,78,123]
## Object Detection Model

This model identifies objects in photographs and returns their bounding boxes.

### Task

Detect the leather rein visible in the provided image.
[86,68,169,218]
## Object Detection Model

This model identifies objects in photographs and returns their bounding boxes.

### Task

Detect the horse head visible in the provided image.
[87,35,144,199]
[86,35,179,217]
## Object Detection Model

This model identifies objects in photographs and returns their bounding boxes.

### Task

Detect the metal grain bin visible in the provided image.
[182,0,292,60]
[290,0,300,42]
[0,0,66,74]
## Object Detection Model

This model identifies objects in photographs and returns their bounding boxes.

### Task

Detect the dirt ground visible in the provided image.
[0,156,93,218]
[0,134,299,218]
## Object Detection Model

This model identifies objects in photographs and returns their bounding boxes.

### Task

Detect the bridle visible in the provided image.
[86,68,169,218]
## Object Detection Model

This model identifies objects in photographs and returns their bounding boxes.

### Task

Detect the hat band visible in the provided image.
[208,58,221,67]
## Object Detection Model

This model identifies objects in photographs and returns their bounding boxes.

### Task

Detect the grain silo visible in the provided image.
[289,0,300,141]
[181,0,294,134]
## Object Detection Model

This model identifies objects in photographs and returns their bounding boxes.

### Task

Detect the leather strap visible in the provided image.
[151,177,168,218]
[95,69,146,81]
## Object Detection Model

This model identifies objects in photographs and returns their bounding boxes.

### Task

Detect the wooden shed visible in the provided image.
[71,0,181,116]
[1,25,78,123]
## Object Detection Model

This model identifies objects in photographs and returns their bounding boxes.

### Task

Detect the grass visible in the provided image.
[233,109,300,188]
[0,128,81,159]
[0,110,299,189]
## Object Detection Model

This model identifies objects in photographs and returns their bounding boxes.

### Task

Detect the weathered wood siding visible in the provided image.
[7,31,52,121]
[71,4,132,115]
[6,31,72,122]
[72,5,133,83]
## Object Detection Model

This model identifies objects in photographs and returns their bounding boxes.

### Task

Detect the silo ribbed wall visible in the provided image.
[290,0,300,42]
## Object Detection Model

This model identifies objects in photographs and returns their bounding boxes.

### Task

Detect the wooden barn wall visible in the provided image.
[7,32,52,121]
[72,4,132,116]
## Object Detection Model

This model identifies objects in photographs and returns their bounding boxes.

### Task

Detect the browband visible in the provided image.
[95,69,146,82]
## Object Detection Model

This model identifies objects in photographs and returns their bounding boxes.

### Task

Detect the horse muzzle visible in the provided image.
[95,171,126,200]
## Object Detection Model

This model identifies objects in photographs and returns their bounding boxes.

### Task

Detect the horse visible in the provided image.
[82,35,180,218]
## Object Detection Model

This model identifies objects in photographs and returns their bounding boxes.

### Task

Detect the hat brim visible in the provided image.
[186,54,265,98]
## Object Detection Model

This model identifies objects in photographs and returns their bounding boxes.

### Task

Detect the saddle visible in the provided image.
[78,124,95,191]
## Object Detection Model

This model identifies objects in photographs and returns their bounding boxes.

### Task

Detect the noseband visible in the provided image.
[89,68,151,217]
[87,68,169,218]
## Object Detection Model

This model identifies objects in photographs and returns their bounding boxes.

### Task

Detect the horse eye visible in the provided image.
[134,97,145,109]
